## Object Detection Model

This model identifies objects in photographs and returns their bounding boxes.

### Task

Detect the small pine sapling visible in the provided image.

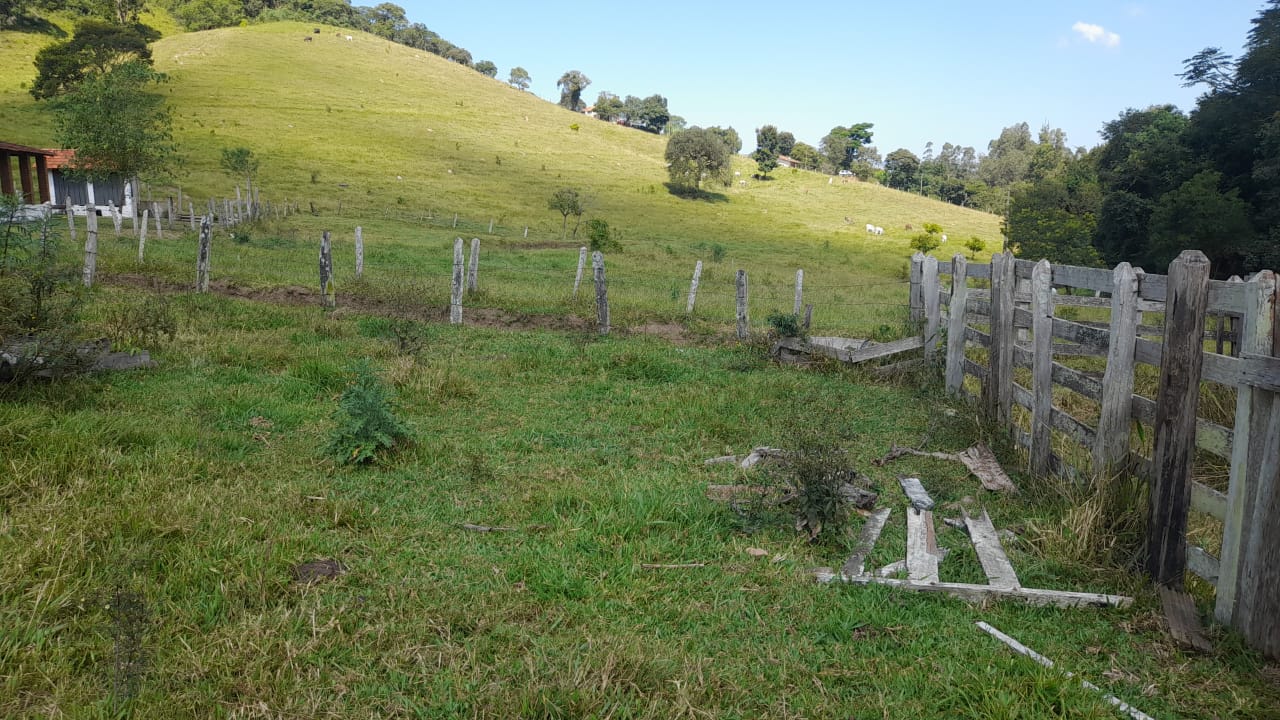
[327,360,410,465]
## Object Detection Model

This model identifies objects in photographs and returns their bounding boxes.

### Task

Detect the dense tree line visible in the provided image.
[1004,1,1280,275]
[590,90,672,134]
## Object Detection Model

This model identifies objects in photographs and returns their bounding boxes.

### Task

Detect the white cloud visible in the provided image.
[1072,21,1120,47]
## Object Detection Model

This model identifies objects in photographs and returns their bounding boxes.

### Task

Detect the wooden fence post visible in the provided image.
[82,211,97,288]
[1218,269,1278,626]
[1015,275,1030,343]
[573,246,587,299]
[1094,263,1139,474]
[793,269,804,316]
[196,216,211,293]
[945,254,968,395]
[687,260,702,314]
[922,256,940,362]
[488,218,494,234]
[450,237,463,324]
[188,202,195,232]
[467,237,479,293]
[909,252,924,324]
[1029,259,1055,476]
[153,205,162,240]
[112,203,122,237]
[65,203,76,241]
[1146,250,1211,588]
[355,226,364,279]
[984,252,1015,426]
[319,230,335,308]
[736,270,749,340]
[137,209,148,263]
[593,251,609,335]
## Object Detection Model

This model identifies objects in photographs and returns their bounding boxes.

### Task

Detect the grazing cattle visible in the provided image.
[904,224,913,230]
[874,226,885,235]
[345,35,353,41]
[866,223,875,233]
[303,36,312,42]
[941,234,948,242]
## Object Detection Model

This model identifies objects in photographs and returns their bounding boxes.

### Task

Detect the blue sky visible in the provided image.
[396,1,1264,157]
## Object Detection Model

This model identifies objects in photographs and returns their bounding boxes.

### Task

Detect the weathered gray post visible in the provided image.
[355,226,364,279]
[111,202,122,237]
[592,251,609,335]
[1029,259,1054,476]
[154,205,162,240]
[82,211,97,288]
[196,216,212,292]
[66,202,76,241]
[803,304,813,330]
[909,253,924,324]
[686,260,703,314]
[524,226,529,238]
[984,252,1015,426]
[467,237,479,293]
[452,213,458,228]
[189,202,195,232]
[944,254,969,395]
[488,218,494,234]
[450,237,464,324]
[167,197,174,230]
[1218,269,1278,630]
[1146,249,1211,588]
[573,246,587,299]
[736,270,749,340]
[319,230,335,308]
[922,255,940,362]
[793,269,804,316]
[1094,263,1139,473]
[138,209,148,262]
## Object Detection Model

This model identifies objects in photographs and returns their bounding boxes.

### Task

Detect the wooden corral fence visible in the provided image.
[911,250,1279,659]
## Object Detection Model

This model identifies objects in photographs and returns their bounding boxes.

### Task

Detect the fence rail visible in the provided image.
[913,250,1279,659]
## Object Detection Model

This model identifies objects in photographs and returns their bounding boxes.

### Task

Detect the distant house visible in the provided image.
[0,141,136,217]
[44,148,138,217]
[777,155,799,169]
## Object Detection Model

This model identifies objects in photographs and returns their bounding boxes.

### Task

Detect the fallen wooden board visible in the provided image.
[963,509,1020,590]
[906,508,940,583]
[773,336,924,365]
[840,507,891,579]
[1159,586,1213,653]
[898,476,935,510]
[976,621,1154,720]
[876,443,1017,493]
[812,574,1133,608]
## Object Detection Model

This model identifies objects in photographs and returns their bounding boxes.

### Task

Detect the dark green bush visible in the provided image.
[326,360,410,465]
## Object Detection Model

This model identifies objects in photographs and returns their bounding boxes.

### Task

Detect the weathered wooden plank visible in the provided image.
[1160,586,1213,652]
[1219,271,1278,628]
[1095,263,1140,473]
[815,574,1132,608]
[840,507,891,579]
[1187,545,1220,586]
[923,256,941,362]
[1191,481,1228,521]
[1050,317,1111,350]
[773,336,923,365]
[1129,393,1233,459]
[964,357,988,380]
[572,246,587,299]
[1238,400,1280,658]
[985,252,1015,425]
[964,508,1020,589]
[899,477,935,511]
[1011,382,1097,447]
[1237,353,1280,392]
[909,253,924,323]
[965,325,990,347]
[1133,336,1245,387]
[1047,263,1116,294]
[966,262,991,279]
[945,255,969,396]
[450,237,463,324]
[1147,250,1211,588]
[1030,260,1055,476]
[906,508,939,583]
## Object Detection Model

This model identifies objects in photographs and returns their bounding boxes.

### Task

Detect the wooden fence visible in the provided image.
[911,250,1279,659]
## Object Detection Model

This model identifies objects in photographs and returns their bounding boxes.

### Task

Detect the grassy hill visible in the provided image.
[4,20,1002,335]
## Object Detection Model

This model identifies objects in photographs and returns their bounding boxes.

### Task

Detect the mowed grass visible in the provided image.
[2,290,1276,718]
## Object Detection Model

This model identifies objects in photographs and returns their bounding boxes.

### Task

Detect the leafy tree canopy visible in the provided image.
[31,19,155,99]
[474,59,497,78]
[819,122,873,171]
[665,127,732,191]
[508,66,530,90]
[557,70,590,111]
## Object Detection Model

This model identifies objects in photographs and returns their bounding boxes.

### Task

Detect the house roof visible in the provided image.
[0,141,56,156]
[42,149,77,169]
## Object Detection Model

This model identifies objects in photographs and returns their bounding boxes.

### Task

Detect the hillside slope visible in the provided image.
[3,21,1001,258]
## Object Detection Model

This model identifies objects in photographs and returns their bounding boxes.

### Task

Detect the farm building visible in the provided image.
[0,141,137,217]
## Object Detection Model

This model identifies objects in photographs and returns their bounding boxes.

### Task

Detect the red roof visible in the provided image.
[43,149,77,169]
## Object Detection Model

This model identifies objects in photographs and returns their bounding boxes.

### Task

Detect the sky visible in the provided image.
[395,1,1267,157]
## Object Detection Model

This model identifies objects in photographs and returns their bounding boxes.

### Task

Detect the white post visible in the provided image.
[467,237,480,293]
[687,260,703,314]
[138,209,148,262]
[82,212,98,288]
[793,269,804,316]
[355,226,364,278]
[573,246,587,299]
[450,237,464,324]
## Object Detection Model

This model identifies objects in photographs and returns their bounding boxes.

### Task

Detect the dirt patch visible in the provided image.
[627,322,690,344]
[291,559,346,584]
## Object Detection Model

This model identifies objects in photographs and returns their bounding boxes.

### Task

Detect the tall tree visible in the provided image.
[547,188,584,240]
[706,126,741,155]
[664,127,732,191]
[52,60,176,181]
[593,91,623,121]
[473,60,497,78]
[819,123,874,171]
[883,148,920,191]
[557,70,590,111]
[508,66,530,90]
[31,19,154,99]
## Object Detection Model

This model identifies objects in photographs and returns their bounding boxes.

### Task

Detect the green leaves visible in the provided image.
[326,360,411,465]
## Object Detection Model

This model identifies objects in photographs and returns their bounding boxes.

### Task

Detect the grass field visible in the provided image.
[2,14,1278,719]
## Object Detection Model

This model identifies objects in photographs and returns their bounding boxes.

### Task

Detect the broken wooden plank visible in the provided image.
[877,560,906,577]
[906,508,940,583]
[1187,545,1220,586]
[977,621,1154,720]
[1160,586,1213,653]
[773,335,924,365]
[704,454,737,465]
[898,476,935,510]
[457,523,516,533]
[963,508,1020,590]
[813,574,1133,608]
[958,444,1018,493]
[839,507,891,579]
[739,446,786,468]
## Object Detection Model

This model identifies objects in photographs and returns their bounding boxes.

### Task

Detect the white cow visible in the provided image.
[873,226,884,235]
[866,223,876,233]
[941,234,948,243]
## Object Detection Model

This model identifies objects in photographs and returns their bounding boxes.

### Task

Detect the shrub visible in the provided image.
[965,236,986,258]
[909,232,941,255]
[766,312,804,339]
[586,218,621,251]
[101,292,178,352]
[326,360,410,465]
[922,222,944,236]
